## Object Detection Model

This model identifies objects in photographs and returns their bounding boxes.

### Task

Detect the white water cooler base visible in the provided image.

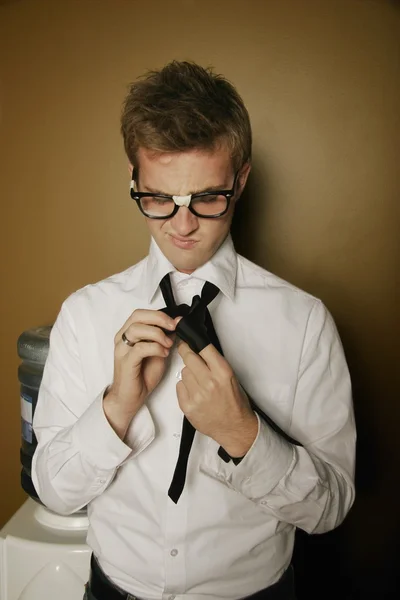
[0,499,91,600]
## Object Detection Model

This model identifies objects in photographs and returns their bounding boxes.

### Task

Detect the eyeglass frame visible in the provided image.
[130,171,239,219]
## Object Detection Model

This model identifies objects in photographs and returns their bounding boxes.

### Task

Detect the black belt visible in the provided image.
[88,554,296,600]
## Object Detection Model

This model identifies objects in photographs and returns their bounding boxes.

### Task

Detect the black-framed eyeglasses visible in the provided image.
[130,171,239,219]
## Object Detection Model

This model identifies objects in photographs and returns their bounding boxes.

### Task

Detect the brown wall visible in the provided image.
[1,0,399,596]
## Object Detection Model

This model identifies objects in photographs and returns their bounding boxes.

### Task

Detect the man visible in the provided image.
[32,61,356,600]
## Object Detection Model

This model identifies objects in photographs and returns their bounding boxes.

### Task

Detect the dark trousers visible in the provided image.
[85,554,297,600]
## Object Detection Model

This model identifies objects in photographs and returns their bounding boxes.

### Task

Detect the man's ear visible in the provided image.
[236,162,252,200]
[128,163,134,177]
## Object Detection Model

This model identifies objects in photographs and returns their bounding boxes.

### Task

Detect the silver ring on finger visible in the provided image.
[122,331,135,347]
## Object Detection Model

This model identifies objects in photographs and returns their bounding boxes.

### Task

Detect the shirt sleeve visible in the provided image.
[32,300,155,516]
[200,300,356,534]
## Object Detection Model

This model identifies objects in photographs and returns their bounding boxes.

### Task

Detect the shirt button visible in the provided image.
[260,500,267,506]
[170,548,179,557]
[173,433,181,439]
[169,596,176,600]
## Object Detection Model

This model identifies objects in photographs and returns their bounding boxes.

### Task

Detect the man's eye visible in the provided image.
[151,197,173,205]
[195,195,219,204]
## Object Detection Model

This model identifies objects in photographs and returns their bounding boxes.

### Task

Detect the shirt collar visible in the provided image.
[144,234,237,304]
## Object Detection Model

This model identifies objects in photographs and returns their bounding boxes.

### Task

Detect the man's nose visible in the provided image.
[169,206,199,236]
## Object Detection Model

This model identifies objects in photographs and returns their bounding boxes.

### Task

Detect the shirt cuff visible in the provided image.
[217,446,245,465]
[200,413,295,499]
[72,390,135,470]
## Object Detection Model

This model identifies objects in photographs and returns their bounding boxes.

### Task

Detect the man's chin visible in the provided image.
[172,261,199,274]
[156,237,207,273]
[168,251,202,274]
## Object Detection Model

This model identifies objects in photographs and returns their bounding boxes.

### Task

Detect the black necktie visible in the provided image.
[159,273,301,504]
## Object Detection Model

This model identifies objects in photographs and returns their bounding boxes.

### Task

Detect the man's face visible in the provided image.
[134,146,250,274]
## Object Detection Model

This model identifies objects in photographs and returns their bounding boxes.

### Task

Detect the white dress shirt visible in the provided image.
[32,234,356,600]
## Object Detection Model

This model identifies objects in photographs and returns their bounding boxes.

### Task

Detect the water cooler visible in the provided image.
[0,327,91,600]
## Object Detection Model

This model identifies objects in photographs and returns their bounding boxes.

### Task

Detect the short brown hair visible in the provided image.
[120,61,252,171]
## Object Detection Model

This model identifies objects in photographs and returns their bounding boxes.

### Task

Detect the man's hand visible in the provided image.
[177,341,258,458]
[104,310,180,439]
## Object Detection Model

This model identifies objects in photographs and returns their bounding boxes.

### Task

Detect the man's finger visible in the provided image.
[178,341,211,384]
[116,310,179,341]
[198,343,227,372]
[179,366,199,396]
[176,379,190,408]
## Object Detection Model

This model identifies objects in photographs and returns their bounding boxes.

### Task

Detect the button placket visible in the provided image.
[163,486,188,594]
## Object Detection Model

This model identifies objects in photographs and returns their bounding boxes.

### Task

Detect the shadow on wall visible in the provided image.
[230,166,399,600]
[230,160,261,264]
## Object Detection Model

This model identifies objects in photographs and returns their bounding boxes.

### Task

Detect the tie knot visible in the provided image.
[189,294,202,309]
[159,274,220,311]
[172,295,204,319]
[158,274,221,356]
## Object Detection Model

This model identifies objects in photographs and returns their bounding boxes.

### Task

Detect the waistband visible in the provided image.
[88,554,296,600]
